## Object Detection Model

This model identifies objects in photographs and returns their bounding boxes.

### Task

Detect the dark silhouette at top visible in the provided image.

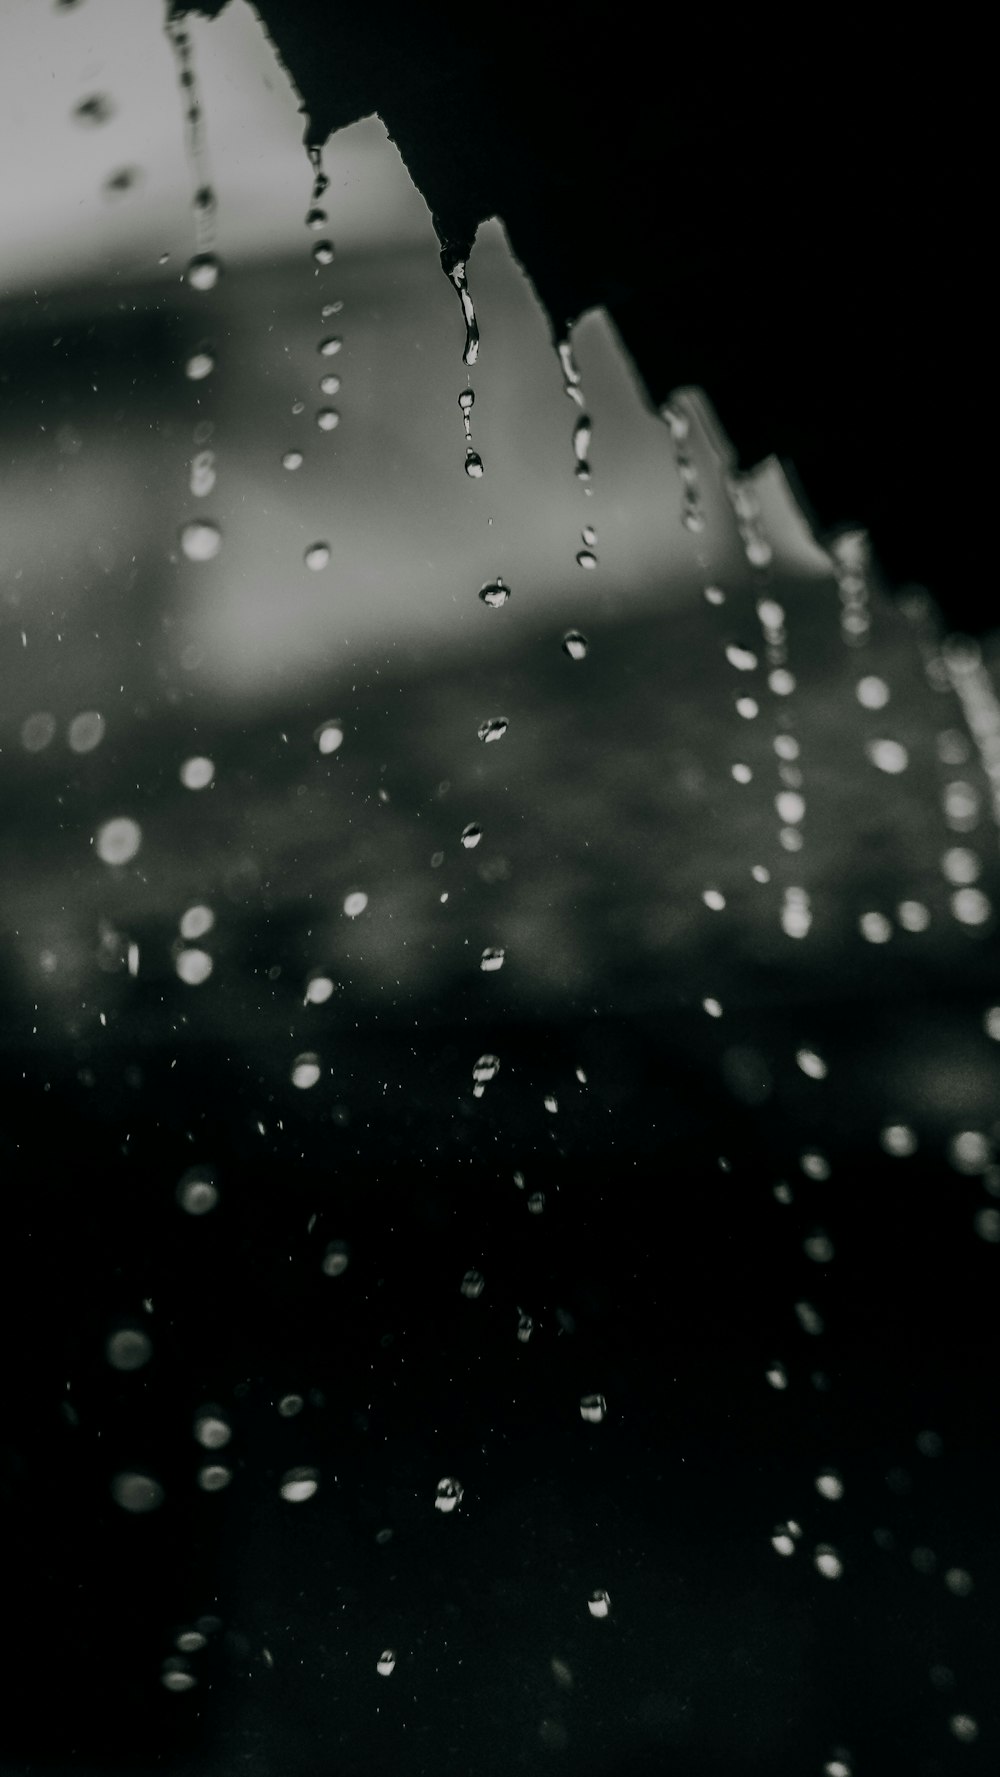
[178,1,989,631]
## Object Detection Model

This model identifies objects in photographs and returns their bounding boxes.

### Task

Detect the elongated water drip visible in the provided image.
[445,260,480,367]
[556,336,585,407]
[572,415,592,483]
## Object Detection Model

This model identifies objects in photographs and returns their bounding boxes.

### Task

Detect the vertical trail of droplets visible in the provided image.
[444,259,483,476]
[166,13,223,567]
[557,331,599,676]
[726,473,812,918]
[165,16,219,275]
[306,144,343,450]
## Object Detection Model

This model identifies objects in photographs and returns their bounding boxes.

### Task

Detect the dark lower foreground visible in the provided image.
[1,996,997,1776]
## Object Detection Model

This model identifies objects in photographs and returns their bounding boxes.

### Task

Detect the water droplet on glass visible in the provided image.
[176,948,213,986]
[860,911,893,944]
[731,762,753,784]
[765,1361,788,1390]
[112,1471,164,1514]
[319,374,340,396]
[280,1466,319,1503]
[312,240,335,265]
[291,1053,321,1090]
[189,450,215,497]
[703,584,725,606]
[175,1631,207,1654]
[180,755,214,790]
[702,889,726,911]
[461,823,483,849]
[517,1312,534,1341]
[796,1048,827,1079]
[867,738,909,774]
[291,399,305,415]
[73,93,115,126]
[343,891,368,918]
[949,1715,979,1744]
[473,1053,499,1085]
[769,668,796,695]
[184,347,214,381]
[795,1300,824,1335]
[479,578,509,608]
[736,697,759,719]
[306,207,327,230]
[856,675,890,709]
[580,1393,606,1423]
[186,253,220,291]
[318,336,342,357]
[460,1269,485,1297]
[572,415,591,480]
[944,1567,974,1596]
[725,644,758,672]
[376,1650,396,1677]
[480,947,505,972]
[562,630,588,660]
[180,905,214,940]
[458,389,475,411]
[179,519,221,562]
[951,888,992,925]
[322,1240,349,1277]
[814,1544,843,1579]
[316,721,344,754]
[464,450,485,478]
[587,1590,611,1619]
[106,1329,152,1372]
[776,791,806,824]
[21,712,56,753]
[161,1661,197,1693]
[316,408,340,432]
[815,1470,844,1500]
[435,1476,464,1511]
[68,710,105,754]
[95,816,141,866]
[478,717,507,743]
[305,973,334,1005]
[282,449,304,471]
[176,1167,218,1215]
[575,550,597,570]
[194,1408,231,1450]
[278,1393,304,1418]
[304,542,331,571]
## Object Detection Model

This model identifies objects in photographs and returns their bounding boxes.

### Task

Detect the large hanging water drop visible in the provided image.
[464,451,484,479]
[312,241,335,266]
[445,259,480,367]
[478,717,508,743]
[562,629,589,660]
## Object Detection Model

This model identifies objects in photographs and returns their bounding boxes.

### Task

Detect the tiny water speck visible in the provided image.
[179,519,222,562]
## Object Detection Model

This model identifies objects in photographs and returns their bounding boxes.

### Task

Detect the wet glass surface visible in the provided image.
[0,5,997,1775]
